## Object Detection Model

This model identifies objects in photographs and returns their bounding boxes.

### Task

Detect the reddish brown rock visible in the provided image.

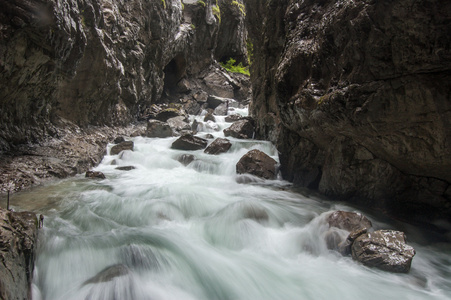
[236,149,277,180]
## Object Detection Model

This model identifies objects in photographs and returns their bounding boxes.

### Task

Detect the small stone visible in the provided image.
[85,171,106,179]
[115,166,136,171]
[113,136,126,144]
[110,141,134,155]
[177,154,195,166]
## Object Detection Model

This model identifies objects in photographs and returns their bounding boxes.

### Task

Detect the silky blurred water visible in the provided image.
[5,108,451,300]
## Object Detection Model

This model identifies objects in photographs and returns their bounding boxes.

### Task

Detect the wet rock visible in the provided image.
[224,119,255,139]
[204,112,216,122]
[204,134,215,139]
[352,230,416,273]
[110,141,134,155]
[214,103,228,116]
[85,171,106,179]
[177,154,196,166]
[113,136,126,144]
[191,119,200,132]
[155,108,187,122]
[82,264,130,285]
[236,149,277,180]
[338,228,368,256]
[0,208,38,300]
[146,120,173,138]
[167,116,191,133]
[171,134,208,151]
[204,138,232,155]
[115,166,136,171]
[207,95,231,109]
[328,211,373,232]
[205,120,220,132]
[225,114,244,123]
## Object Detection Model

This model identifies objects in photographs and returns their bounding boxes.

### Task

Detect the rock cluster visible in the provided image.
[245,0,451,224]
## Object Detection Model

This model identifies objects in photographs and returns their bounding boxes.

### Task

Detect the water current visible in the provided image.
[5,108,451,300]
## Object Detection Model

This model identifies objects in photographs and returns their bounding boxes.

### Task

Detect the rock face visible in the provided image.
[110,141,134,155]
[352,230,416,273]
[224,119,255,139]
[171,134,208,151]
[246,0,451,224]
[236,149,277,180]
[204,138,232,155]
[0,208,38,300]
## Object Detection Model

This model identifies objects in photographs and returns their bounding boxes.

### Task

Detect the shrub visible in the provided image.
[220,58,250,76]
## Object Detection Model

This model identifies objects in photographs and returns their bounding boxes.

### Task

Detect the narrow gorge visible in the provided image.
[0,0,450,299]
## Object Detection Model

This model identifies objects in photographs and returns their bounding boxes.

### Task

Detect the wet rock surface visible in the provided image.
[177,154,196,166]
[236,149,277,180]
[328,211,372,232]
[171,134,208,151]
[110,141,134,156]
[224,119,255,139]
[204,138,232,155]
[146,120,173,138]
[246,0,451,224]
[352,230,416,273]
[0,208,38,300]
[85,171,106,179]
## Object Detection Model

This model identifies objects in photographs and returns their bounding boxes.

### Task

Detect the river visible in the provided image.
[5,108,451,300]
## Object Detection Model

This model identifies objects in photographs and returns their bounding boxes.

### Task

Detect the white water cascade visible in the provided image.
[7,108,451,300]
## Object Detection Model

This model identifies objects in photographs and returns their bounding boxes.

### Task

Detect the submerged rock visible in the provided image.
[110,141,134,155]
[171,134,208,151]
[236,149,277,180]
[224,119,255,139]
[85,171,106,179]
[352,230,416,273]
[204,112,216,122]
[82,264,130,285]
[177,154,196,166]
[0,208,38,300]
[204,138,232,155]
[115,166,136,171]
[146,120,173,138]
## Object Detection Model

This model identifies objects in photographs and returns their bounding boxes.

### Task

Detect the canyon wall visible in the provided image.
[246,0,451,225]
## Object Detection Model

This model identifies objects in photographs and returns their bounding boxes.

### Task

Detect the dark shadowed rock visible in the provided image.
[224,119,255,139]
[225,114,244,123]
[115,166,136,171]
[204,134,215,139]
[0,208,38,300]
[352,230,416,273]
[111,141,134,155]
[171,134,208,151]
[85,171,106,179]
[204,138,232,155]
[113,136,126,144]
[82,264,130,285]
[177,154,196,166]
[204,113,216,122]
[338,228,368,256]
[236,149,277,180]
[146,120,173,138]
[328,211,372,232]
[155,108,186,122]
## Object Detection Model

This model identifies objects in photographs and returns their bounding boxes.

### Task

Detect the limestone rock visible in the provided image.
[171,134,208,151]
[352,230,416,273]
[110,141,134,155]
[236,149,277,180]
[0,208,38,300]
[327,211,372,232]
[204,138,232,155]
[224,119,255,139]
[85,171,106,179]
[146,120,173,138]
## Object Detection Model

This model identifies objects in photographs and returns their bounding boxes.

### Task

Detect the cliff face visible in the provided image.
[246,0,451,224]
[0,0,247,151]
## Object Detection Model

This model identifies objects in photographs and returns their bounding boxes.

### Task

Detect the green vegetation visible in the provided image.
[197,0,206,7]
[191,24,196,29]
[212,4,221,23]
[162,0,166,9]
[220,58,250,76]
[246,39,254,66]
[231,1,245,16]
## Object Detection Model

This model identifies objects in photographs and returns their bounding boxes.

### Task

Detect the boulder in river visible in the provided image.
[204,138,232,155]
[327,211,373,232]
[352,230,416,273]
[115,166,136,171]
[214,103,228,116]
[224,119,255,139]
[171,134,208,151]
[225,114,244,123]
[110,141,134,155]
[236,149,277,180]
[204,112,216,122]
[113,136,126,144]
[154,107,186,122]
[177,154,196,166]
[85,171,106,179]
[167,116,191,133]
[82,264,130,285]
[146,120,173,138]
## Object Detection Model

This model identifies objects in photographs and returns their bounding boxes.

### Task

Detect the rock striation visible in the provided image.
[245,0,451,224]
[0,208,38,300]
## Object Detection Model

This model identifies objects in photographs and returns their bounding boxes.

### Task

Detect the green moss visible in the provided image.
[197,0,206,7]
[246,39,254,66]
[220,58,250,76]
[231,0,246,16]
[191,24,196,29]
[212,5,221,23]
[162,0,166,9]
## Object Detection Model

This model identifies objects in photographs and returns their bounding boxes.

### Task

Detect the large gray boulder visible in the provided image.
[171,134,208,151]
[0,208,38,300]
[224,119,255,139]
[352,230,416,273]
[110,141,134,155]
[146,120,173,138]
[236,149,277,179]
[204,138,232,155]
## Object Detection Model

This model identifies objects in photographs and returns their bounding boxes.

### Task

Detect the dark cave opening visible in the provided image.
[163,54,187,98]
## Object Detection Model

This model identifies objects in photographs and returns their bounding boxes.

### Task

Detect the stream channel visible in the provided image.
[5,108,451,300]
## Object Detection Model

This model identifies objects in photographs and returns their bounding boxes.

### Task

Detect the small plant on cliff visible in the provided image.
[197,0,206,7]
[220,58,250,76]
[162,0,166,9]
[246,39,254,65]
[212,4,221,23]
[231,1,246,16]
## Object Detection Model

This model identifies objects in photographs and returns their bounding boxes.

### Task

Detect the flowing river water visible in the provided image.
[4,108,451,300]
